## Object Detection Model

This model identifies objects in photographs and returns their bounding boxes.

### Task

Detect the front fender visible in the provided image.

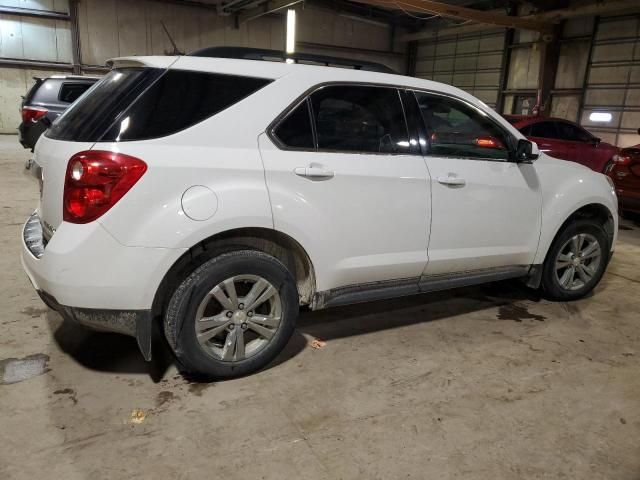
[533,156,618,265]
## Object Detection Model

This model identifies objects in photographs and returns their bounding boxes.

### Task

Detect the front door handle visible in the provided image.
[437,175,466,186]
[294,166,334,179]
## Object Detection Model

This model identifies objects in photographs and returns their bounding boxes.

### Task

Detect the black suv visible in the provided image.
[19,75,100,150]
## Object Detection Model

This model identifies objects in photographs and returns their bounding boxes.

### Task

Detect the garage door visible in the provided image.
[581,15,640,147]
[414,29,506,108]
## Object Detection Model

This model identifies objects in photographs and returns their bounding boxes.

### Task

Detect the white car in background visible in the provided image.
[21,48,618,379]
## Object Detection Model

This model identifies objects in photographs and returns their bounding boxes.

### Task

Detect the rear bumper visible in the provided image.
[34,289,153,360]
[21,212,187,359]
[616,188,640,213]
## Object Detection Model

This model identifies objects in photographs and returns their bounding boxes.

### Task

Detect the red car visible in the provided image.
[505,115,619,173]
[606,139,640,217]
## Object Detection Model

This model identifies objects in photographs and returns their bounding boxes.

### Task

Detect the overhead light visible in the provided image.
[286,9,296,55]
[589,112,612,123]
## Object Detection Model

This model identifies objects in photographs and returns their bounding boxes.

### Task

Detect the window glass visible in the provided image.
[47,68,162,142]
[556,122,592,142]
[102,70,271,141]
[520,124,532,136]
[528,121,559,139]
[415,92,510,160]
[273,99,314,149]
[310,86,410,154]
[59,82,94,103]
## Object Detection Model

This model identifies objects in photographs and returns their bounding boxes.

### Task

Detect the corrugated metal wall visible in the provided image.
[0,1,403,133]
[414,28,506,108]
[581,15,640,147]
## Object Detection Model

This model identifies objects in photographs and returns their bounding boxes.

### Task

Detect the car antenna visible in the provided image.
[161,21,184,56]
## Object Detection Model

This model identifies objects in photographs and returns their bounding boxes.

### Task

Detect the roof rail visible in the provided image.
[188,46,397,74]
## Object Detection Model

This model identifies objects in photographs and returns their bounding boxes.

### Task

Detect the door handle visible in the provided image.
[437,175,466,186]
[294,166,334,179]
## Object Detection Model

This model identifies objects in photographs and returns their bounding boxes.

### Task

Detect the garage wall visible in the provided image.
[414,28,506,108]
[581,15,640,147]
[0,0,403,133]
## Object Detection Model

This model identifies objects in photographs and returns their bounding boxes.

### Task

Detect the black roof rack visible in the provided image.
[188,46,397,74]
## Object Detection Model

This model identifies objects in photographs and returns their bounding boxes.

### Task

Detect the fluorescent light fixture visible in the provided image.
[286,9,296,54]
[589,112,612,123]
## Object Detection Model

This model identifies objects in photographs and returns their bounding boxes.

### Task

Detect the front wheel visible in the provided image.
[164,250,299,379]
[541,219,610,301]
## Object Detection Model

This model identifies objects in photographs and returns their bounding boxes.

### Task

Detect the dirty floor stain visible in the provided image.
[497,304,546,322]
[0,354,50,385]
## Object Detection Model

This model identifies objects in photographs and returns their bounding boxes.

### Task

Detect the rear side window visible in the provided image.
[556,122,592,142]
[47,68,270,142]
[102,70,271,142]
[47,68,161,142]
[59,82,94,103]
[310,85,410,154]
[273,99,314,149]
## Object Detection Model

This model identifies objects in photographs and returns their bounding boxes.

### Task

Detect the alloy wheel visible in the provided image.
[554,233,602,291]
[194,275,282,362]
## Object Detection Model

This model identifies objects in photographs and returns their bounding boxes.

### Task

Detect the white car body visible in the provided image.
[21,54,618,360]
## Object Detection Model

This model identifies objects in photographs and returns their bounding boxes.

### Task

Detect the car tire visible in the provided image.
[164,250,298,379]
[541,218,610,301]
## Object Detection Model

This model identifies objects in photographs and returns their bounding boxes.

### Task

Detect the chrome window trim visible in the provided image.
[266,80,520,162]
[267,82,416,157]
[409,89,516,163]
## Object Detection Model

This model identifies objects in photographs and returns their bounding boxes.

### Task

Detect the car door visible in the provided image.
[555,121,599,170]
[412,91,542,277]
[259,84,431,293]
[525,121,568,161]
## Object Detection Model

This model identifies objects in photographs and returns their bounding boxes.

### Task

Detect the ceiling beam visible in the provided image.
[238,0,303,22]
[354,0,552,32]
[401,0,640,42]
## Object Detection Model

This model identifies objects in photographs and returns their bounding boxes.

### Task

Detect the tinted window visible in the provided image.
[47,68,162,142]
[102,70,271,142]
[415,92,510,160]
[528,121,559,139]
[59,82,94,103]
[556,122,592,142]
[273,99,314,149]
[310,86,410,154]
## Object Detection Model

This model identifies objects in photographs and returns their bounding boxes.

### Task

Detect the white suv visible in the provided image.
[22,49,618,379]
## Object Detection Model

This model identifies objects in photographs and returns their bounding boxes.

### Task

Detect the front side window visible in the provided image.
[310,85,410,154]
[528,121,559,139]
[415,92,510,160]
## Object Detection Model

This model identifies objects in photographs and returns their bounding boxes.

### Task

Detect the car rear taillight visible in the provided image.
[63,151,147,224]
[22,106,48,123]
[613,154,632,166]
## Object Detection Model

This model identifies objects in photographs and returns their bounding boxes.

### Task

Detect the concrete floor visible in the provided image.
[1,134,639,479]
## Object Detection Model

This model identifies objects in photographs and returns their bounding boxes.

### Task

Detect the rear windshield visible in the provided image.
[47,68,271,143]
[59,82,96,103]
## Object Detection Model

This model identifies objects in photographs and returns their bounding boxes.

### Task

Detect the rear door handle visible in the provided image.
[294,166,334,179]
[437,175,466,186]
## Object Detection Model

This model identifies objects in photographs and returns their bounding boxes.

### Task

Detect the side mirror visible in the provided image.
[514,139,539,163]
[589,137,601,145]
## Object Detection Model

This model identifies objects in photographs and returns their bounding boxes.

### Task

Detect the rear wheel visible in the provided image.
[541,219,609,301]
[164,250,298,379]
